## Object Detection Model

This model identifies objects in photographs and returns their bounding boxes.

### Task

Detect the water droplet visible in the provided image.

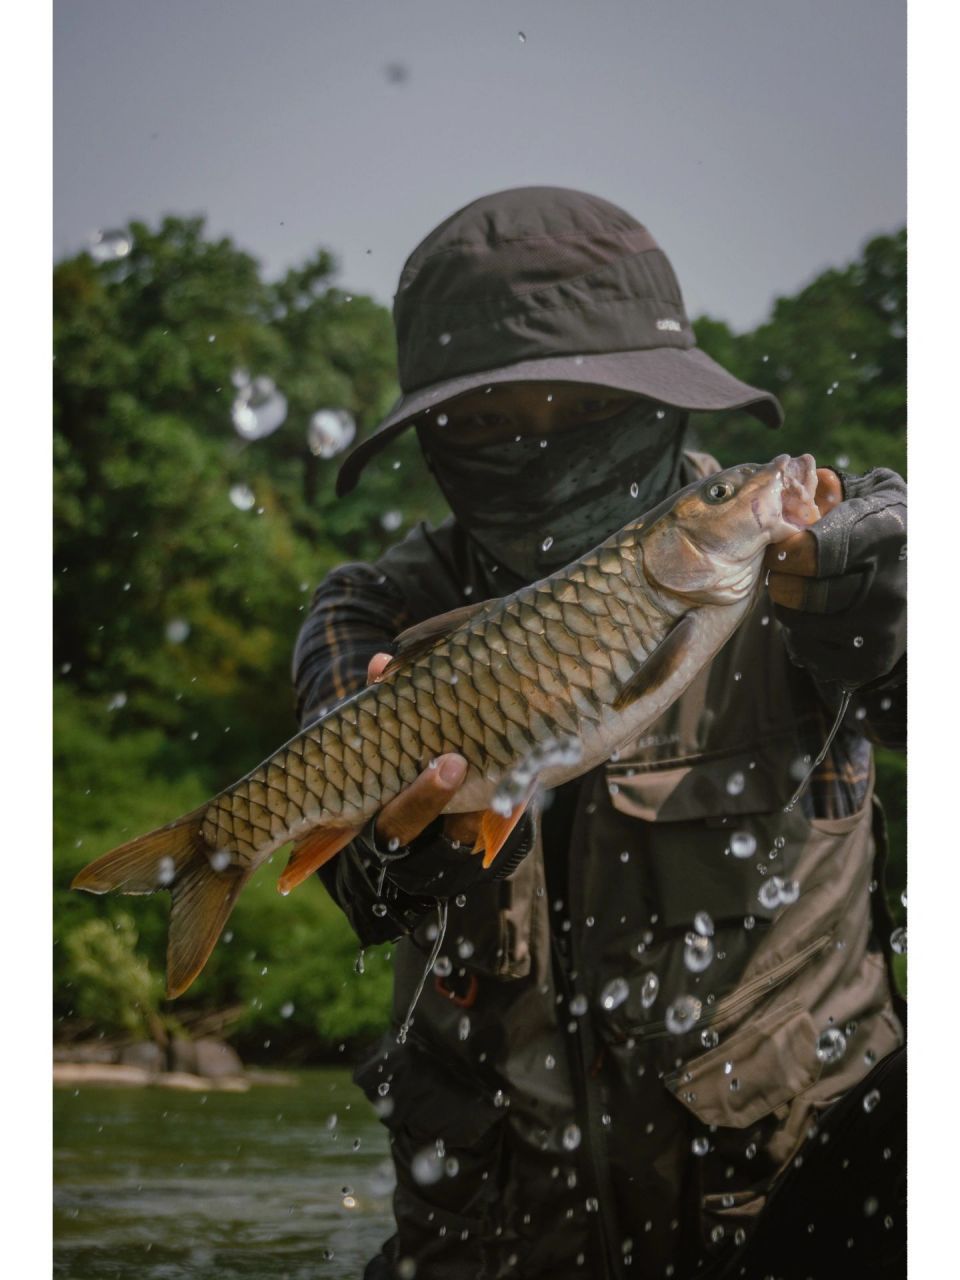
[229,483,256,511]
[733,671,743,682]
[729,831,756,859]
[745,1142,757,1159]
[307,409,356,458]
[156,856,176,886]
[541,535,554,552]
[89,229,131,262]
[570,994,588,1017]
[456,938,474,960]
[355,949,366,975]
[458,1016,471,1041]
[700,1029,719,1050]
[684,932,714,973]
[900,888,907,909]
[890,926,906,954]
[397,1259,417,1280]
[776,550,787,562]
[106,691,127,712]
[757,879,781,910]
[560,1126,583,1157]
[694,911,714,937]
[853,635,865,648]
[377,1081,390,1097]
[691,1136,709,1156]
[209,849,231,872]
[517,31,526,42]
[656,409,666,420]
[372,903,388,918]
[778,879,800,905]
[381,510,404,533]
[600,977,629,1012]
[438,332,452,346]
[165,618,190,644]
[640,973,659,1008]
[231,375,288,440]
[725,771,745,797]
[545,1054,556,1070]
[412,1146,445,1185]
[729,1077,740,1093]
[816,1028,847,1064]
[433,955,453,978]
[630,481,639,498]
[863,1089,881,1113]
[665,995,702,1035]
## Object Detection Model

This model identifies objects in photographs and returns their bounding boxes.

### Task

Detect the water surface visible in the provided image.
[54,1068,393,1279]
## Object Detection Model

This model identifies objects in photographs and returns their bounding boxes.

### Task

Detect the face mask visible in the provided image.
[418,401,688,582]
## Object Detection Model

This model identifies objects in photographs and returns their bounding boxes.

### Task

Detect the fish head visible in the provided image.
[639,454,820,603]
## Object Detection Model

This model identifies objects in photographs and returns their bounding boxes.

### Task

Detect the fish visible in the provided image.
[72,453,821,997]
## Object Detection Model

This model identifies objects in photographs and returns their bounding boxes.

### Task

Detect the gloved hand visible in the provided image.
[763,466,907,690]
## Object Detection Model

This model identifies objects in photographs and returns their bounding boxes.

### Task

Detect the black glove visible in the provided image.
[357,809,537,899]
[774,467,906,691]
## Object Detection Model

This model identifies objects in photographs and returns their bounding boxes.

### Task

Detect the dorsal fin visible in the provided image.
[379,600,493,678]
[613,611,700,711]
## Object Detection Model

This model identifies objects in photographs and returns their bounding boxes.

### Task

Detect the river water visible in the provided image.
[54,1068,394,1280]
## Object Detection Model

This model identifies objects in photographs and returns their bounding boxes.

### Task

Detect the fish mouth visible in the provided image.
[776,453,820,531]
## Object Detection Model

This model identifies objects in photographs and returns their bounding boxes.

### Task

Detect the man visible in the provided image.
[293,188,906,1279]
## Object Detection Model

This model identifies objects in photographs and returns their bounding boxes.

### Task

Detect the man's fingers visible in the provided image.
[763,529,818,576]
[367,652,392,683]
[814,467,843,518]
[766,572,808,610]
[374,754,469,849]
[444,810,482,846]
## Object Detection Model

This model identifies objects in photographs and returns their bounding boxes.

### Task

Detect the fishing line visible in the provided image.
[782,688,854,813]
[397,900,449,1045]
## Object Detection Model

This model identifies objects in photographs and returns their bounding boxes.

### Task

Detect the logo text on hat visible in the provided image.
[656,319,682,332]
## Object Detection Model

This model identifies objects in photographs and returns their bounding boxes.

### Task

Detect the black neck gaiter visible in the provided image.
[419,403,688,583]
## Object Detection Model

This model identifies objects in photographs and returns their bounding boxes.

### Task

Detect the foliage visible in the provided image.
[62,913,167,1039]
[54,217,907,1054]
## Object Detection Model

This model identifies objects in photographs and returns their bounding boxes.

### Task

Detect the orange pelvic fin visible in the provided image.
[473,798,532,870]
[277,823,365,895]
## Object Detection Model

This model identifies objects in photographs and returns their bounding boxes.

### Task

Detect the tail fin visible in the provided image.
[71,807,251,999]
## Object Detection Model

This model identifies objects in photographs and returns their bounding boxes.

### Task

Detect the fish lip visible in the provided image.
[777,453,819,530]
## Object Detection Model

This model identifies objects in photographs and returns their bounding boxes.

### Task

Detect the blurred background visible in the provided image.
[52,2,906,1276]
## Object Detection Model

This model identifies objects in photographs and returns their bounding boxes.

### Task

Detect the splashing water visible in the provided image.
[397,902,448,1044]
[783,689,854,812]
[90,229,131,262]
[307,409,356,459]
[492,735,583,816]
[231,375,288,441]
[228,483,256,511]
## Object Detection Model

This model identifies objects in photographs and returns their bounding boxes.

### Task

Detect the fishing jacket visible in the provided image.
[292,452,907,1280]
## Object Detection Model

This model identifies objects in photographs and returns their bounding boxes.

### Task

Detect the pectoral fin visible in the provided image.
[613,611,700,711]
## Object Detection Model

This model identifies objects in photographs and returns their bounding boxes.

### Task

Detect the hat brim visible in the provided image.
[336,347,783,495]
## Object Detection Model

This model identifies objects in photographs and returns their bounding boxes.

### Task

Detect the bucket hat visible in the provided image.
[336,186,783,495]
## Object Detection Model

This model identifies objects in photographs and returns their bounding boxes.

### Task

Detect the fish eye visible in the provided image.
[704,480,736,504]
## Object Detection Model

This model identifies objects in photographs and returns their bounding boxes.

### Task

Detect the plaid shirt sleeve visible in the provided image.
[292,562,413,727]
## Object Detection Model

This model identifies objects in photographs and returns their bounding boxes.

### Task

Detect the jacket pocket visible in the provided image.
[663,998,821,1129]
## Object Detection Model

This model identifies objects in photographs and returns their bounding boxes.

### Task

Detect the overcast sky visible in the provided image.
[53,0,905,333]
